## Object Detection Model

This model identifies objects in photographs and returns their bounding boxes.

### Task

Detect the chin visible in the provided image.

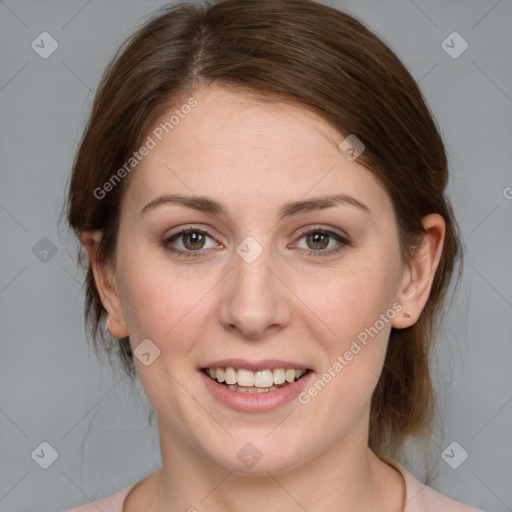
[200,432,314,476]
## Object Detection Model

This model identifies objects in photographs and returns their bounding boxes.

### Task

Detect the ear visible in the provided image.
[80,230,129,338]
[391,213,445,329]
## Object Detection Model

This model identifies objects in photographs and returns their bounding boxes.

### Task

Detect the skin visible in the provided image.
[82,84,445,512]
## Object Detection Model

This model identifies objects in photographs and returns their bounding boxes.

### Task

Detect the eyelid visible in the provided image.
[163,224,222,242]
[162,224,350,258]
[293,224,349,241]
[162,225,222,250]
[290,225,350,256]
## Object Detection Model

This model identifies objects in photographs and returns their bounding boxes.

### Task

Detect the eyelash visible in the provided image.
[162,225,350,259]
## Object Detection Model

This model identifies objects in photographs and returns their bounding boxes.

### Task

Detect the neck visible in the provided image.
[152,419,403,512]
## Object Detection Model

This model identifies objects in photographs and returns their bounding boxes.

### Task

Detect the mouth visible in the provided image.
[201,366,312,394]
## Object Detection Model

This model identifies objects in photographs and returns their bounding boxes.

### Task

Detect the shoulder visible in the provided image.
[62,482,136,512]
[383,457,488,512]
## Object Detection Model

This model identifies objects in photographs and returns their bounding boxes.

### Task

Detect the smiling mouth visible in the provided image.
[202,367,311,393]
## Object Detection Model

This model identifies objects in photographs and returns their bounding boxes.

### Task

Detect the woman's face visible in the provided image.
[104,84,409,474]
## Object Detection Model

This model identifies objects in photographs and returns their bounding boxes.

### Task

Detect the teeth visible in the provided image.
[227,384,280,393]
[216,368,225,383]
[224,367,237,385]
[237,368,254,387]
[273,368,286,385]
[205,367,308,389]
[254,369,274,387]
[285,369,296,383]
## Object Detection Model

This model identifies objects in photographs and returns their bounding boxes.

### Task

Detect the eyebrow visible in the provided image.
[140,193,370,220]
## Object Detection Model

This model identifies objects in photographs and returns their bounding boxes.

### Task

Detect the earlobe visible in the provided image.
[391,214,445,329]
[80,230,129,338]
[106,314,128,339]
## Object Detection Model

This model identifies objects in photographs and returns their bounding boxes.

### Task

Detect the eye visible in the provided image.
[294,227,349,257]
[162,227,220,257]
[162,225,349,259]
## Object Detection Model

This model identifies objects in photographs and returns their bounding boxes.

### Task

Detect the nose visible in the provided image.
[218,245,292,339]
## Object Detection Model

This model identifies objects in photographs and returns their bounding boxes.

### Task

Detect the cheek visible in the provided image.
[116,223,401,360]
[116,250,201,349]
[295,275,396,424]
[116,256,206,425]
[298,259,398,343]
[294,253,401,407]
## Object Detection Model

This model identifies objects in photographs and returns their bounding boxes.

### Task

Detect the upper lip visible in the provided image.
[201,359,311,372]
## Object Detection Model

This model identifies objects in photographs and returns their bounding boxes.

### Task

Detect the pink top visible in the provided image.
[63,458,487,512]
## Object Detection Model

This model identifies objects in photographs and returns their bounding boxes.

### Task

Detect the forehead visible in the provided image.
[122,85,392,220]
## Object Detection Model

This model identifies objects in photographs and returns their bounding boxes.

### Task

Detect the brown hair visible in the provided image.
[66,0,462,461]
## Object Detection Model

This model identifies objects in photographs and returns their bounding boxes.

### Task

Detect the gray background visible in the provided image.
[0,0,511,511]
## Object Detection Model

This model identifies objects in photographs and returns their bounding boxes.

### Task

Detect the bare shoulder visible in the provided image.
[379,455,487,512]
[419,484,489,512]
[122,471,160,512]
[63,479,140,512]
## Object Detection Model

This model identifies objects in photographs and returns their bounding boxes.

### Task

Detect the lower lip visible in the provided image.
[200,370,314,413]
